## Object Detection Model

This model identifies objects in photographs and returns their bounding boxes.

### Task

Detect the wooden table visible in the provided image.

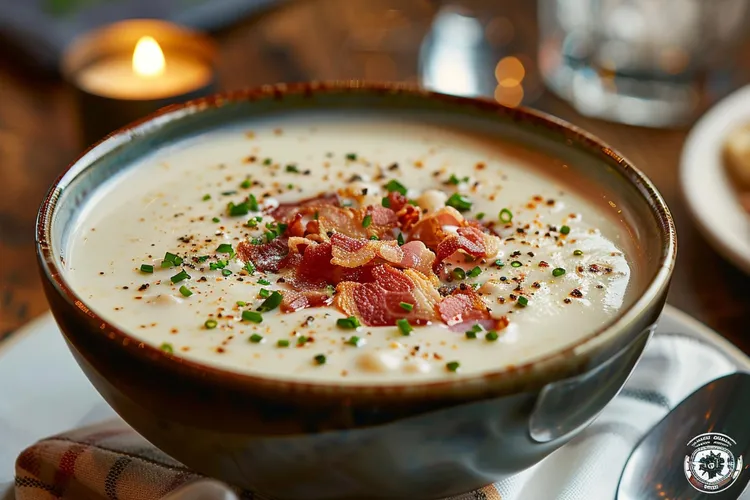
[2,0,748,349]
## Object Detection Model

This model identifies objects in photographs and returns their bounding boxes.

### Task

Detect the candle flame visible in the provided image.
[132,36,165,77]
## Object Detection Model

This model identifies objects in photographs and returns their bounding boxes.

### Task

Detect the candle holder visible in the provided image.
[61,19,217,147]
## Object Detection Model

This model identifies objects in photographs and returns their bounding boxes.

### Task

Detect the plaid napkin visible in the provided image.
[11,326,750,499]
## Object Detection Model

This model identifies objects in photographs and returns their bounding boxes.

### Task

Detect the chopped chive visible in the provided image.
[346,153,357,161]
[495,259,505,267]
[202,194,211,201]
[258,278,271,285]
[263,158,272,165]
[160,342,174,354]
[236,301,247,306]
[247,194,259,211]
[249,333,264,343]
[467,266,482,278]
[465,330,477,339]
[179,285,193,297]
[259,288,270,298]
[209,260,227,270]
[197,256,209,262]
[399,302,414,312]
[257,291,283,312]
[212,217,221,223]
[314,354,327,365]
[560,225,571,235]
[476,212,485,220]
[552,268,566,277]
[221,269,232,277]
[346,335,363,347]
[381,197,391,208]
[511,261,522,268]
[170,270,190,283]
[397,233,405,246]
[468,324,483,333]
[499,208,513,223]
[452,268,466,280]
[277,339,290,347]
[246,219,258,228]
[446,361,460,372]
[140,264,154,273]
[396,318,413,336]
[313,211,320,220]
[297,336,308,345]
[362,214,372,228]
[384,179,408,195]
[485,331,499,341]
[240,179,252,189]
[216,243,234,254]
[573,249,584,256]
[448,174,461,185]
[369,235,379,240]
[222,190,237,196]
[242,310,263,323]
[285,164,299,173]
[244,261,256,274]
[204,319,217,329]
[337,316,361,329]
[161,252,183,268]
[446,193,472,212]
[228,201,250,216]
[325,284,335,294]
[517,296,529,307]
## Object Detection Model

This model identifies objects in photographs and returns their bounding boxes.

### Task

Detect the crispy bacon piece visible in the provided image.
[330,233,402,268]
[335,265,440,326]
[281,289,333,313]
[271,193,340,221]
[236,238,289,272]
[386,191,409,212]
[398,241,436,276]
[434,226,500,269]
[437,284,492,326]
[408,206,465,250]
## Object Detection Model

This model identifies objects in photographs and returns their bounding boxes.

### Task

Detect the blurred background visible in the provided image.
[2,0,750,346]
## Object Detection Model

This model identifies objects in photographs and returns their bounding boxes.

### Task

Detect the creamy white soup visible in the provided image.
[64,115,635,383]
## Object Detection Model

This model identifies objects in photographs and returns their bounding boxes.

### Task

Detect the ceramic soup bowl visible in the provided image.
[36,82,676,500]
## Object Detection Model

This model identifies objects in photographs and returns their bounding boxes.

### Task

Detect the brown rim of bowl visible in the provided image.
[36,81,677,400]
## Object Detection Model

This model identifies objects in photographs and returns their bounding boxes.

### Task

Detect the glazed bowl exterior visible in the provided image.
[36,82,676,500]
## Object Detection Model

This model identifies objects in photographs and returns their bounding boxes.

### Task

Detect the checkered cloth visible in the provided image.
[12,331,747,500]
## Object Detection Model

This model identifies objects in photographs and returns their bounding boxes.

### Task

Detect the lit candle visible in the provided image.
[61,20,217,145]
[76,35,212,100]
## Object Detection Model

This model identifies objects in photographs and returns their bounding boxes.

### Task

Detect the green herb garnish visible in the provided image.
[216,243,234,254]
[362,214,372,228]
[297,336,308,345]
[160,343,174,354]
[495,259,505,267]
[249,333,264,343]
[179,285,193,297]
[573,249,583,256]
[161,252,183,268]
[510,261,522,268]
[244,261,256,274]
[499,208,513,223]
[258,278,271,286]
[397,233,405,246]
[452,268,466,280]
[259,288,270,298]
[396,318,413,336]
[337,316,361,329]
[467,266,482,278]
[221,269,232,277]
[346,153,357,161]
[517,296,529,307]
[560,225,571,235]
[476,212,485,220]
[277,339,290,347]
[228,201,250,216]
[240,179,252,189]
[446,193,472,212]
[202,194,211,201]
[485,331,499,341]
[399,302,414,312]
[204,319,217,329]
[257,291,283,312]
[140,264,154,273]
[242,310,263,323]
[384,179,408,196]
[247,194,259,211]
[210,260,227,270]
[346,336,363,347]
[170,270,190,283]
[285,164,299,173]
[263,158,272,165]
[446,361,460,372]
[381,196,391,208]
[465,330,477,339]
[212,217,220,223]
[552,268,566,277]
[314,354,327,365]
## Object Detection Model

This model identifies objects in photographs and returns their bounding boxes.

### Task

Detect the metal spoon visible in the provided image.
[617,372,750,500]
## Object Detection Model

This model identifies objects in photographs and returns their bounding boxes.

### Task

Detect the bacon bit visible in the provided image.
[398,241,436,275]
[570,288,583,298]
[408,206,464,249]
[538,261,550,268]
[434,226,500,269]
[330,232,402,268]
[237,238,289,272]
[335,265,440,326]
[271,193,340,221]
[437,284,490,326]
[281,289,333,312]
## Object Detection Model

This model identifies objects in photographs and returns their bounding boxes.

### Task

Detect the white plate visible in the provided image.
[681,85,750,274]
[1,306,749,499]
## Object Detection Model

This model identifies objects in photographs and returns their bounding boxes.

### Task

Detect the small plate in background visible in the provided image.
[680,85,750,274]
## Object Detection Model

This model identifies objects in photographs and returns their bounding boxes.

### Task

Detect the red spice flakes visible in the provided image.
[538,261,550,268]
[243,156,257,163]
[170,328,178,334]
[341,370,349,377]
[546,199,555,206]
[433,353,444,360]
[475,162,486,170]
[216,347,225,353]
[414,160,424,168]
[138,283,149,291]
[570,288,583,298]
[273,128,283,135]
[533,195,543,202]
[596,284,605,289]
